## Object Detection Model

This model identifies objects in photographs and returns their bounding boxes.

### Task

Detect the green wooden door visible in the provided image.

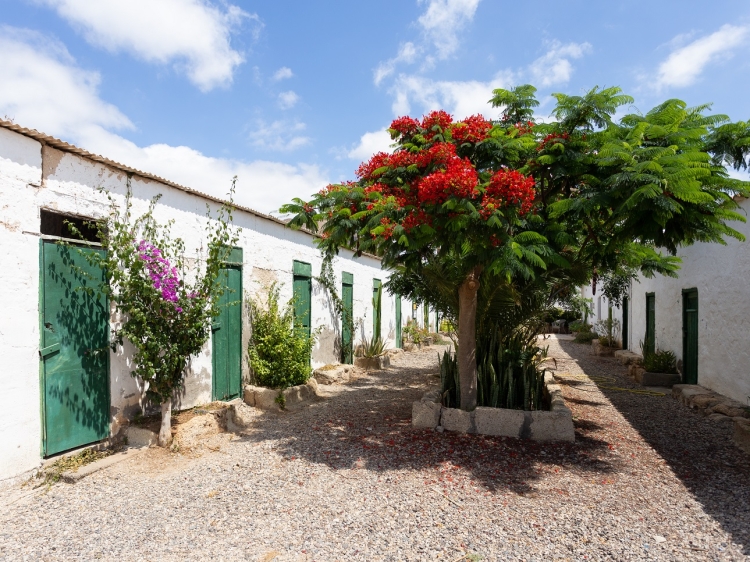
[683,289,699,384]
[395,294,402,348]
[341,272,353,363]
[40,240,109,456]
[645,293,655,355]
[212,263,242,401]
[372,279,382,341]
[293,261,312,338]
[621,296,629,351]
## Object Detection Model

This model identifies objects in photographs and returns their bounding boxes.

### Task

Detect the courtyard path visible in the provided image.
[1,337,749,561]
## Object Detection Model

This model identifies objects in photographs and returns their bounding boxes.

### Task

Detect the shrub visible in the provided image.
[403,318,428,344]
[643,349,678,374]
[568,320,591,333]
[574,331,598,343]
[360,335,386,357]
[594,317,620,348]
[248,283,317,389]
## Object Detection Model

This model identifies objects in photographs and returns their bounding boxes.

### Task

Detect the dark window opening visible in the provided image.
[40,209,100,243]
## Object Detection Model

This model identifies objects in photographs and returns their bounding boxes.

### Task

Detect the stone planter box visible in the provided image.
[614,350,643,366]
[590,339,619,357]
[243,378,319,411]
[313,364,352,385]
[640,371,681,387]
[412,373,574,442]
[354,355,391,370]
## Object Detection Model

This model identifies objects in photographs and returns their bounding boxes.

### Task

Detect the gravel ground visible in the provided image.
[1,337,749,561]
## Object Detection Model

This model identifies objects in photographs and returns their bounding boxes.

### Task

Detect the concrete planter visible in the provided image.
[354,355,391,370]
[640,371,681,387]
[243,378,319,411]
[412,373,574,442]
[590,339,619,357]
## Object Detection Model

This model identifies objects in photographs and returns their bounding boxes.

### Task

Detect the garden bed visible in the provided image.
[412,372,574,442]
[243,379,320,411]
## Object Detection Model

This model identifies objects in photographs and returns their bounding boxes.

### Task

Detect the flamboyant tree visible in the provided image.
[282,85,750,411]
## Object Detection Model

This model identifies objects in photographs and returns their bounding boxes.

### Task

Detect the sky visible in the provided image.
[1,0,749,214]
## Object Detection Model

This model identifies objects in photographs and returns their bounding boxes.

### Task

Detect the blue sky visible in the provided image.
[1,0,749,213]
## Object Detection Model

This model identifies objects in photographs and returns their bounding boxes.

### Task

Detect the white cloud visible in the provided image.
[528,41,592,87]
[250,119,310,151]
[35,0,256,91]
[390,71,512,119]
[0,27,133,137]
[417,0,481,59]
[374,42,419,86]
[654,24,749,89]
[272,66,293,81]
[0,27,325,213]
[347,129,394,161]
[277,90,300,109]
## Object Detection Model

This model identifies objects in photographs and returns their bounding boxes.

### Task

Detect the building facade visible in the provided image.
[0,121,414,480]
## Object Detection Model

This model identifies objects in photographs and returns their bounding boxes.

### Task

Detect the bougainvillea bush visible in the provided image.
[78,181,237,445]
[282,85,750,411]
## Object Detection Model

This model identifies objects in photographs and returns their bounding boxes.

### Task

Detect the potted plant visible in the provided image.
[354,335,390,370]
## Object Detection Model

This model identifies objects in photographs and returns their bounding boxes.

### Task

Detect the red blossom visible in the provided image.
[390,116,420,138]
[482,169,536,217]
[415,142,456,168]
[356,152,390,180]
[421,110,453,139]
[417,157,478,205]
[536,132,570,152]
[451,114,493,144]
[513,121,534,135]
[402,209,433,233]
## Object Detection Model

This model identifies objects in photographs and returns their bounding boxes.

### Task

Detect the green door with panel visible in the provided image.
[40,240,110,456]
[293,261,312,338]
[341,272,353,363]
[212,248,242,401]
[372,279,382,340]
[645,293,655,355]
[395,294,402,348]
[682,289,699,384]
[621,296,629,351]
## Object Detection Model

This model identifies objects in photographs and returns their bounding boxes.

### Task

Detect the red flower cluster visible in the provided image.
[356,152,390,180]
[451,114,493,144]
[421,110,453,139]
[390,116,420,138]
[513,121,534,135]
[536,132,570,152]
[417,157,478,205]
[402,209,433,233]
[482,169,536,217]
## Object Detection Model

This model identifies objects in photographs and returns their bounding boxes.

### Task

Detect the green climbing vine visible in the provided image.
[315,253,354,360]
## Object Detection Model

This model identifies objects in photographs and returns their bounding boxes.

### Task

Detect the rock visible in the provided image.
[641,372,681,387]
[632,367,646,384]
[733,419,750,455]
[306,377,319,394]
[228,402,256,431]
[712,403,749,419]
[614,350,643,366]
[707,413,733,423]
[691,394,723,410]
[313,365,351,385]
[672,384,712,406]
[126,426,157,448]
[591,339,616,357]
[412,401,442,429]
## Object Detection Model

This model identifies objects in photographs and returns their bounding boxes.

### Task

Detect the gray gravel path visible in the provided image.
[1,339,749,561]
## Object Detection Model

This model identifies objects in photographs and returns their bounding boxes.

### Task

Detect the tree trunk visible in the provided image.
[457,267,481,411]
[158,399,172,447]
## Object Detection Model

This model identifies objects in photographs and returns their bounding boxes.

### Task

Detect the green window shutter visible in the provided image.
[342,272,353,364]
[293,260,312,277]
[293,261,312,339]
[372,279,382,341]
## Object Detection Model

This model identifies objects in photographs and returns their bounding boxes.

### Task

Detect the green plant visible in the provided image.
[594,316,621,348]
[574,331,597,343]
[314,254,354,361]
[248,283,318,389]
[568,320,591,333]
[360,335,387,357]
[68,179,237,446]
[403,318,427,344]
[440,327,547,411]
[643,348,678,374]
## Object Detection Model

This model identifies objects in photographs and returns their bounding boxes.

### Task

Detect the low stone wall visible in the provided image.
[243,378,319,411]
[412,373,574,442]
[313,364,353,385]
[614,350,643,366]
[354,355,391,370]
[590,340,619,357]
[671,384,750,455]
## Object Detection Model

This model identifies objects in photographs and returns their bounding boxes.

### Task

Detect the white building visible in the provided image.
[0,120,413,480]
[582,197,750,405]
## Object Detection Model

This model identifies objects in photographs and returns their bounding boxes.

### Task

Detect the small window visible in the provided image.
[40,209,99,242]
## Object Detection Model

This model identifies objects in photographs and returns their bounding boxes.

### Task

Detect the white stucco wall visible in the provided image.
[0,126,409,480]
[628,198,750,404]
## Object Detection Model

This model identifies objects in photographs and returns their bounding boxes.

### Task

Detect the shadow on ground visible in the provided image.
[556,338,750,555]
[234,352,614,499]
